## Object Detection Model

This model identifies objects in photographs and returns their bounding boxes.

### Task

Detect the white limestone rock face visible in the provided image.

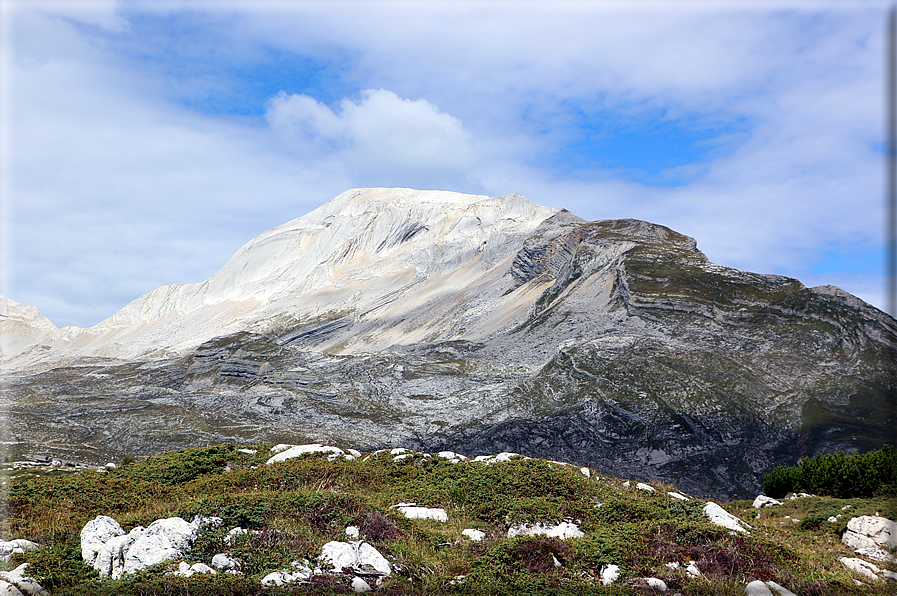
[842,515,897,550]
[3,189,556,369]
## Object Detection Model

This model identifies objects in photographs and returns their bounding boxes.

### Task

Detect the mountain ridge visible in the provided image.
[1,188,894,499]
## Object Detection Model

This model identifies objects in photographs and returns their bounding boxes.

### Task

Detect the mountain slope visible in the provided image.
[1,188,894,499]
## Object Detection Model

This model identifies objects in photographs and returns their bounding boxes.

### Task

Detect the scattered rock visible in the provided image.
[703,502,750,533]
[237,448,257,455]
[0,564,48,596]
[787,492,813,499]
[625,577,667,592]
[600,564,620,585]
[685,563,700,577]
[579,467,590,478]
[345,526,360,539]
[211,553,241,573]
[507,520,583,539]
[636,483,656,492]
[764,580,797,596]
[744,580,774,595]
[351,576,372,592]
[667,492,689,501]
[752,495,782,508]
[169,562,216,577]
[840,557,882,581]
[842,515,897,550]
[393,505,448,522]
[267,444,352,464]
[224,527,248,543]
[473,452,529,464]
[461,529,485,542]
[260,570,310,587]
[0,540,40,562]
[436,451,467,463]
[854,547,897,564]
[320,541,391,576]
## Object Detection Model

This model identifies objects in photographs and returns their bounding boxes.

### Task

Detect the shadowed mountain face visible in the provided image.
[2,189,895,499]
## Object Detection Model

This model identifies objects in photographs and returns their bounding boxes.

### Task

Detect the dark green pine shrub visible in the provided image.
[763,445,897,499]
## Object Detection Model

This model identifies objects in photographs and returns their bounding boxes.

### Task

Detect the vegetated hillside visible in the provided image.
[2,189,895,500]
[3,444,896,595]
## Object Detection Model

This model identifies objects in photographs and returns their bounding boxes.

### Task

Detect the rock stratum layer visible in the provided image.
[2,188,895,499]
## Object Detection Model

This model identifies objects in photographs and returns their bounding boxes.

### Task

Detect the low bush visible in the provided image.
[762,445,897,499]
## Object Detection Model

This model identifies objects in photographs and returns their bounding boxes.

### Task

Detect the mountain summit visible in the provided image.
[2,188,895,498]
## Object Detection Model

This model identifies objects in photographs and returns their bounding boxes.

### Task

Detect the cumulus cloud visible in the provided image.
[265,89,475,187]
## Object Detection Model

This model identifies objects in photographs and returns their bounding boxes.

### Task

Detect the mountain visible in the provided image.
[1,188,895,499]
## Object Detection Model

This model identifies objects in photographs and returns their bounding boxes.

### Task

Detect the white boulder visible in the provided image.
[752,495,782,508]
[81,515,217,578]
[267,444,351,464]
[461,529,485,542]
[854,547,897,564]
[351,576,372,592]
[320,541,391,576]
[0,540,40,562]
[437,451,467,463]
[507,520,583,539]
[224,527,248,544]
[0,564,47,596]
[840,557,882,581]
[80,515,125,567]
[636,483,656,492]
[394,505,448,522]
[842,515,897,550]
[169,561,216,577]
[744,580,774,596]
[212,553,242,572]
[600,564,620,585]
[703,502,750,533]
[667,492,689,501]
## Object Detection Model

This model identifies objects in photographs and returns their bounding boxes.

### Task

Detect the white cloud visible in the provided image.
[266,89,475,187]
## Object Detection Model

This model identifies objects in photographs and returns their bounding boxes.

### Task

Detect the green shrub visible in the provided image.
[762,445,897,499]
[762,465,806,499]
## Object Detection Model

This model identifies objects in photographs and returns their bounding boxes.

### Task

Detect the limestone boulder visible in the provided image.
[842,515,897,550]
[0,564,48,596]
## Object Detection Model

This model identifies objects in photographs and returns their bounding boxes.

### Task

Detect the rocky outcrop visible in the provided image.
[80,515,221,578]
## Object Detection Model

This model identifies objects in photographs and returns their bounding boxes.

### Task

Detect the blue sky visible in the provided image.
[0,0,891,327]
